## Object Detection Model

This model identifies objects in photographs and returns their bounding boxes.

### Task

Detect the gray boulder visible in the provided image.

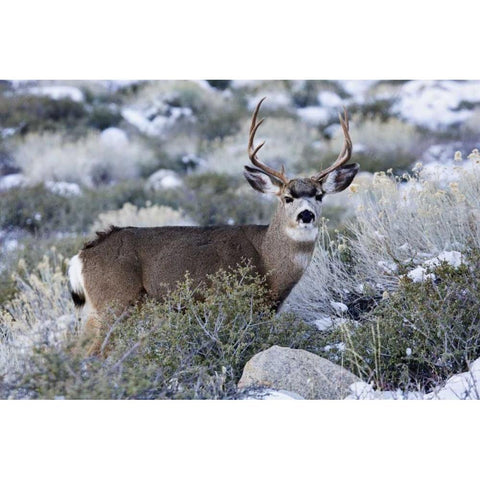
[238,345,360,400]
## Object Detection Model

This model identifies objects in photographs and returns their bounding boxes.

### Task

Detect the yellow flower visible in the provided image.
[468,149,480,162]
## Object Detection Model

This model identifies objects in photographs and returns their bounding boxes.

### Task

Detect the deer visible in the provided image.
[68,97,359,355]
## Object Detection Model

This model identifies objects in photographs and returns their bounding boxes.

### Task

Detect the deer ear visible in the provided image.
[322,163,359,194]
[244,165,283,195]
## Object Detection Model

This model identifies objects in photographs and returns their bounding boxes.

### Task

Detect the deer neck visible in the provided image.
[260,205,317,305]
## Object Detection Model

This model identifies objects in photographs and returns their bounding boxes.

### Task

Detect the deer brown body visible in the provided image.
[69,98,359,355]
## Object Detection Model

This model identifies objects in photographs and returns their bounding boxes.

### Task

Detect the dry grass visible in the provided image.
[13,131,156,187]
[0,249,76,380]
[205,116,320,176]
[90,202,196,231]
[286,151,480,323]
[350,156,480,291]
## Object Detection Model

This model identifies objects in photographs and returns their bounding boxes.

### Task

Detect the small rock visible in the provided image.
[238,345,360,400]
[146,169,183,190]
[100,127,129,148]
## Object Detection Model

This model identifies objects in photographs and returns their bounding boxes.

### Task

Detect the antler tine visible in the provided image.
[248,97,289,185]
[312,107,352,182]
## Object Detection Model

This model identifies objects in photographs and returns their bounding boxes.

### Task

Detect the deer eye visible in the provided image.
[285,196,293,203]
[315,194,323,202]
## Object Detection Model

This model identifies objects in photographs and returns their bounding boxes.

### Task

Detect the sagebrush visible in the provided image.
[0,260,325,399]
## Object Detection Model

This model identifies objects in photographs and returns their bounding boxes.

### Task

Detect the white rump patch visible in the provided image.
[68,254,85,297]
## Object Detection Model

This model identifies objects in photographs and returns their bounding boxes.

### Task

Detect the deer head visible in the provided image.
[244,97,359,242]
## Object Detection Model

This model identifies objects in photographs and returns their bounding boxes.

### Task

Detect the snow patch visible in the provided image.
[346,382,376,400]
[122,108,166,136]
[426,358,480,400]
[312,316,334,330]
[318,91,344,108]
[297,106,329,125]
[420,143,464,166]
[241,388,305,400]
[378,260,398,274]
[181,154,206,171]
[0,173,27,191]
[337,80,377,102]
[122,105,193,137]
[345,381,425,400]
[330,301,348,314]
[406,266,435,283]
[393,80,480,129]
[100,127,129,148]
[45,181,82,197]
[424,251,463,269]
[98,80,141,92]
[347,357,480,400]
[3,239,19,252]
[405,251,464,283]
[26,85,84,102]
[1,128,16,139]
[146,169,183,191]
[247,93,291,111]
[419,161,475,187]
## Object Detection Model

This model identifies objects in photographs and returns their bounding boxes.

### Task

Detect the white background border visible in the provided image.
[2,1,479,478]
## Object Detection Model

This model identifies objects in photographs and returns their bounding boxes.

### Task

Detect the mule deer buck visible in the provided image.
[69,97,359,354]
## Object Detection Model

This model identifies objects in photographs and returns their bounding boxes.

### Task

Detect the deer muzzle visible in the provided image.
[297,210,315,224]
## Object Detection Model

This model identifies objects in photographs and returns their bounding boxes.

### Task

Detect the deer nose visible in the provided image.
[297,210,315,224]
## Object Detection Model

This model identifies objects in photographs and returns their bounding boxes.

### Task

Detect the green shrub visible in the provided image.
[191,97,245,141]
[1,263,326,399]
[347,98,396,122]
[0,94,87,134]
[0,237,83,305]
[0,184,73,234]
[0,274,17,306]
[349,151,416,175]
[0,181,185,236]
[183,173,273,226]
[0,173,272,278]
[328,251,480,392]
[0,142,17,176]
[86,105,123,131]
[290,80,348,108]
[0,87,129,138]
[206,80,231,90]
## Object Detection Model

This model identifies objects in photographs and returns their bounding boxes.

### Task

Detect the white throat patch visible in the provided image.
[285,225,319,242]
[293,251,313,270]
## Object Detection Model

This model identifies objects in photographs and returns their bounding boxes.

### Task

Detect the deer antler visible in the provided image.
[311,108,352,182]
[248,97,289,185]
